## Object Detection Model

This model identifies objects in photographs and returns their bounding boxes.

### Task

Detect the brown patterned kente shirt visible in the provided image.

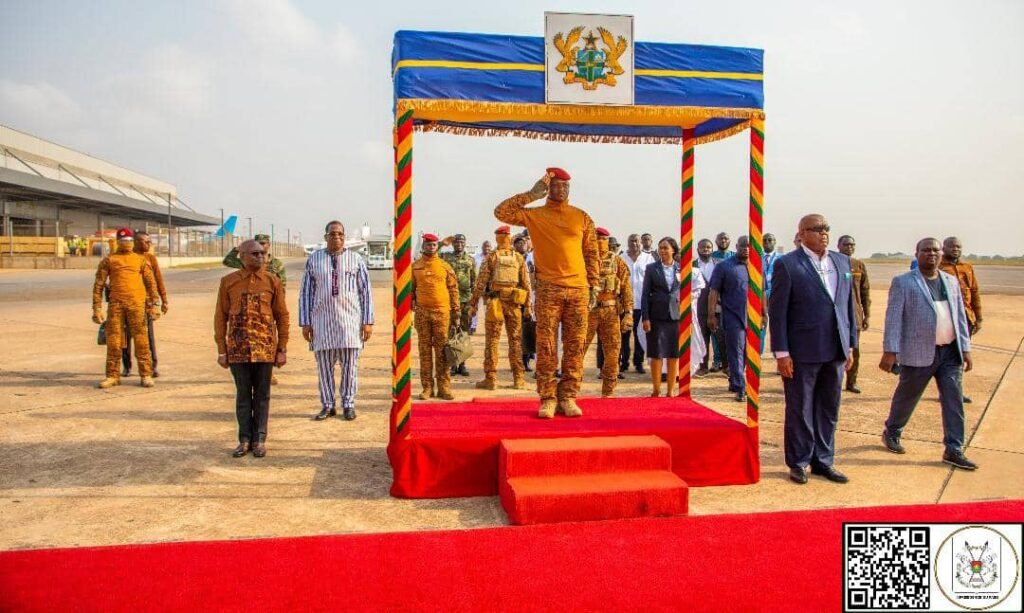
[215,268,289,363]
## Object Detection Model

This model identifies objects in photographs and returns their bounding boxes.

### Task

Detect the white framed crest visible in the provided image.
[544,12,634,106]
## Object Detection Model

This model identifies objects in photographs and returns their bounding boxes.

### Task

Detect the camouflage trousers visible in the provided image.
[414,307,452,394]
[105,301,152,378]
[454,301,473,366]
[584,304,621,396]
[846,347,861,386]
[482,298,524,380]
[535,282,588,400]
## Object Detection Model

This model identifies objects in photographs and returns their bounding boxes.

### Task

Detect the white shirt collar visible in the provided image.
[801,244,829,265]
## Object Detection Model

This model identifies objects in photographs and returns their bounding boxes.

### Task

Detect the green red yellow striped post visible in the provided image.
[391,109,414,440]
[677,128,696,397]
[744,118,765,428]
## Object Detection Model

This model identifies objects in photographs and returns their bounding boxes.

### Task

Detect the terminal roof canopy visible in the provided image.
[392,30,764,144]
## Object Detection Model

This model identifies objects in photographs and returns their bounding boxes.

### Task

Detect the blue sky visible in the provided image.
[2,0,1021,255]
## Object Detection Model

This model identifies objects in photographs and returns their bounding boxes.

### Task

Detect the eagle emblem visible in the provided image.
[552,26,628,90]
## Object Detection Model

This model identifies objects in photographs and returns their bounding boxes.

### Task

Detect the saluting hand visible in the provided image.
[527,175,550,200]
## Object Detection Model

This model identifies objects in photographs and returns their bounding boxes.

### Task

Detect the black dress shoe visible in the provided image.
[232,443,249,458]
[635,365,646,374]
[942,451,978,470]
[121,367,131,377]
[450,366,458,376]
[789,467,807,484]
[845,384,862,394]
[457,364,469,376]
[810,465,849,483]
[661,373,668,383]
[617,373,625,380]
[734,391,746,402]
[881,431,905,454]
[314,407,336,421]
[343,407,356,421]
[251,443,266,458]
[962,395,972,404]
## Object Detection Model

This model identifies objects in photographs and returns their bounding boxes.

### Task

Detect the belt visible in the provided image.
[597,299,618,308]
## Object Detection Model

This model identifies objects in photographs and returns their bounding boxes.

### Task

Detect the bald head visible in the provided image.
[797,214,830,256]
[238,239,266,272]
[943,236,962,263]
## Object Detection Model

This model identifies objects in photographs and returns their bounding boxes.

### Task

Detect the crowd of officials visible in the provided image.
[93,170,984,478]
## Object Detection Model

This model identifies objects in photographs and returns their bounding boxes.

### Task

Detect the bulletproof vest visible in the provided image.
[491,249,520,286]
[598,252,621,296]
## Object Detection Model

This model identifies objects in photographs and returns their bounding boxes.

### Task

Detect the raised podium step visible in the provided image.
[498,436,688,525]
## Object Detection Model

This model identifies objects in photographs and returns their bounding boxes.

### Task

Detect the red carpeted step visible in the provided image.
[502,470,689,525]
[499,435,672,478]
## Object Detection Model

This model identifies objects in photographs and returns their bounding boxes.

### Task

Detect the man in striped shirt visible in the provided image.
[300,221,374,421]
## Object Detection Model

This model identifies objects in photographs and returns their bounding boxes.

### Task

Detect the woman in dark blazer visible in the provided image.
[641,237,682,397]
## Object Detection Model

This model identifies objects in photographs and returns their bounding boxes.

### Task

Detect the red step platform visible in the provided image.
[388,396,758,498]
[499,436,689,525]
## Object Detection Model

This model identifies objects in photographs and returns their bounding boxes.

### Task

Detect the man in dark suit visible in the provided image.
[769,214,858,485]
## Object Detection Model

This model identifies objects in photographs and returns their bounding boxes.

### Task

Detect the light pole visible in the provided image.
[219,208,225,254]
[246,217,252,239]
[270,223,275,254]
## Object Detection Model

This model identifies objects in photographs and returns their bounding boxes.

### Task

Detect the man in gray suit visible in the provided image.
[879,238,977,470]
[769,214,858,485]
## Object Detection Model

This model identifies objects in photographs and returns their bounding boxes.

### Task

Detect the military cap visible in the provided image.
[421,233,439,242]
[546,167,571,181]
[116,228,133,240]
[494,225,511,235]
[254,234,271,243]
[595,227,610,237]
[452,233,466,241]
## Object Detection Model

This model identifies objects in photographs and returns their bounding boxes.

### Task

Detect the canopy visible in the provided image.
[392,30,764,144]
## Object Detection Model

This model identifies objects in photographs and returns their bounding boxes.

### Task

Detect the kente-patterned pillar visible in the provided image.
[677,128,696,398]
[745,118,765,428]
[391,108,414,440]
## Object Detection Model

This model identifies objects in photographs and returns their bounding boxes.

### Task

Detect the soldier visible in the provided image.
[838,235,870,394]
[121,231,169,377]
[412,233,459,400]
[495,167,599,419]
[469,225,532,390]
[224,233,286,287]
[92,228,160,389]
[584,228,633,397]
[440,233,477,377]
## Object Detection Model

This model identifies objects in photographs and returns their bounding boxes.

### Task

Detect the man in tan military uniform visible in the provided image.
[412,233,459,400]
[440,233,476,377]
[495,168,599,418]
[584,228,633,397]
[838,235,871,393]
[469,225,532,390]
[92,228,160,389]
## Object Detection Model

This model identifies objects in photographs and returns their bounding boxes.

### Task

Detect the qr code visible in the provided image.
[846,526,930,610]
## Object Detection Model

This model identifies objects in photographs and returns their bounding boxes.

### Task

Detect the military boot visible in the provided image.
[140,376,155,388]
[512,374,527,389]
[601,380,615,398]
[418,387,433,401]
[436,388,455,401]
[98,377,120,389]
[559,398,583,417]
[537,398,557,419]
[474,376,497,390]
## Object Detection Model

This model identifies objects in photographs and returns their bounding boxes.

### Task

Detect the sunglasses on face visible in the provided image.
[801,225,831,234]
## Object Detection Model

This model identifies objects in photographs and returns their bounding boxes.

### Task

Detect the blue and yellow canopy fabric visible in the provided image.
[392,30,764,144]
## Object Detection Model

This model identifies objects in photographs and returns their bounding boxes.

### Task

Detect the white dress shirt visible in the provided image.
[802,244,837,301]
[623,250,655,309]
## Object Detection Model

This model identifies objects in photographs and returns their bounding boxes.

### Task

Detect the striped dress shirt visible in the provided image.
[299,248,374,350]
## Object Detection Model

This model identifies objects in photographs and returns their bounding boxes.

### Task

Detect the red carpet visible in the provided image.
[499,436,689,524]
[388,396,758,498]
[2,501,1019,612]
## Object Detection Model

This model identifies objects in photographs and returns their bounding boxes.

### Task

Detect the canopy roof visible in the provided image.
[392,30,764,144]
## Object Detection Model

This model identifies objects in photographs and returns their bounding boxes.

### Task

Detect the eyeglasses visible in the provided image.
[801,225,831,234]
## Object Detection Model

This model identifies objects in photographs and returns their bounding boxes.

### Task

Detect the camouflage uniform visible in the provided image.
[469,238,531,389]
[846,257,870,388]
[93,250,159,380]
[224,246,287,288]
[584,251,633,396]
[441,249,476,374]
[495,192,599,406]
[412,254,459,399]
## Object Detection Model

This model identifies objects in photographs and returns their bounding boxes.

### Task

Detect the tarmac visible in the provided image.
[1,260,1022,550]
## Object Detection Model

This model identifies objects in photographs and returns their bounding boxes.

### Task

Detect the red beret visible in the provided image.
[421,233,438,242]
[116,228,133,240]
[546,167,571,181]
[596,227,610,237]
[494,225,511,235]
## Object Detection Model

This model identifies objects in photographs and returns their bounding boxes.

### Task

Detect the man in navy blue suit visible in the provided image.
[769,214,858,485]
